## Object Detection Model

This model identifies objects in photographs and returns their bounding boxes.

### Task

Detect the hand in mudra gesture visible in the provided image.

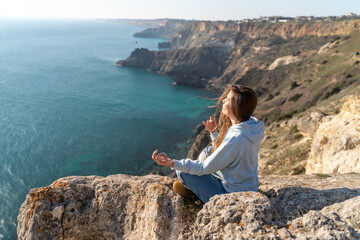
[152,150,174,168]
[202,116,217,133]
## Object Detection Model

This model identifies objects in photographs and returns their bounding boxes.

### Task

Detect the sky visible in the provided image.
[0,0,359,20]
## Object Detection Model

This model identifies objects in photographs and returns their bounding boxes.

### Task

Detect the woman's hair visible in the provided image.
[210,84,258,154]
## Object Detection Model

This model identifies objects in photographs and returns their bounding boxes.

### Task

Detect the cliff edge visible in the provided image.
[18,174,360,239]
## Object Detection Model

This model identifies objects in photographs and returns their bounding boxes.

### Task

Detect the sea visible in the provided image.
[0,19,217,239]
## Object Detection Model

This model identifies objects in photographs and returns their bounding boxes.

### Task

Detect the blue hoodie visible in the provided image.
[173,117,264,193]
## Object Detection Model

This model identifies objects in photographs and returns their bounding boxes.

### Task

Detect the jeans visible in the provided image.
[176,170,227,203]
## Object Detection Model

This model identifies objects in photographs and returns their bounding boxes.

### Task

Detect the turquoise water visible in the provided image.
[0,19,216,239]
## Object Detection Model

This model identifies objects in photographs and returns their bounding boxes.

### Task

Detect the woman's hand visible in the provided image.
[152,150,174,168]
[203,116,217,133]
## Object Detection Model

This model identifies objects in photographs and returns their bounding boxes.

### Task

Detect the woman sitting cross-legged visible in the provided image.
[152,84,264,203]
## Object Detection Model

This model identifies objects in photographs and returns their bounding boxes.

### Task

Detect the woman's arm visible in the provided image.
[203,116,218,146]
[152,135,242,175]
[173,135,242,176]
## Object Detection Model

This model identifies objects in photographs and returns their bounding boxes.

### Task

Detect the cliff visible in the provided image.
[169,20,360,49]
[118,20,360,122]
[116,47,230,88]
[18,174,360,239]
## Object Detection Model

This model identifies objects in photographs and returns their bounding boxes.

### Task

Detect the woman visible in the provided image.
[152,84,264,203]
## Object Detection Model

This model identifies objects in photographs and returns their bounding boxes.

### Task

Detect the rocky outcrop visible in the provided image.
[317,41,339,54]
[158,41,172,49]
[18,174,360,239]
[306,95,360,174]
[117,47,231,88]
[268,55,300,70]
[17,175,184,240]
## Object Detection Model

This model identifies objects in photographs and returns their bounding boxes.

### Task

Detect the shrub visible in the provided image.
[330,36,340,43]
[269,110,281,121]
[315,174,331,179]
[322,85,341,100]
[345,73,353,78]
[289,125,299,134]
[355,60,360,65]
[342,35,351,41]
[355,51,359,56]
[274,91,281,96]
[321,60,328,64]
[289,93,303,102]
[276,110,298,121]
[294,133,303,140]
[271,144,278,149]
[290,81,299,90]
[266,94,274,101]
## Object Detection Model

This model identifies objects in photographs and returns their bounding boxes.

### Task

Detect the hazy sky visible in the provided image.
[0,0,359,20]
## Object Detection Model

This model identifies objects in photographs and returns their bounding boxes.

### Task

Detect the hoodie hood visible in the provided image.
[229,116,264,143]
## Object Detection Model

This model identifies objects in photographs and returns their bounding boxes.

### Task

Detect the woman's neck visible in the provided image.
[230,118,241,126]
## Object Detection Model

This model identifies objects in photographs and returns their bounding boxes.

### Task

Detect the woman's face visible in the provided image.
[222,90,235,118]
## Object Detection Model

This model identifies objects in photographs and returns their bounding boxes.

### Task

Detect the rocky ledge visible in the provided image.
[18,174,360,239]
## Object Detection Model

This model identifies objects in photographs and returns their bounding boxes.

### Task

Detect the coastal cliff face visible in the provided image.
[119,20,360,121]
[169,20,360,49]
[18,174,360,239]
[117,47,230,88]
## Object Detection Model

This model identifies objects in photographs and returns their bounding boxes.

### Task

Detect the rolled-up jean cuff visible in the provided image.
[175,170,185,184]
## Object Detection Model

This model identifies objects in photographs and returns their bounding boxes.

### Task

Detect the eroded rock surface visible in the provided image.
[268,55,300,70]
[306,95,360,174]
[17,175,183,240]
[18,174,360,239]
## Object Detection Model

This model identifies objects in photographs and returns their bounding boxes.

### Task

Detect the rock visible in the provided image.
[317,41,338,54]
[258,174,360,224]
[194,123,205,134]
[268,55,300,70]
[321,195,360,231]
[193,192,280,239]
[158,41,172,49]
[116,48,155,68]
[306,95,360,174]
[17,175,184,240]
[18,174,360,239]
[285,111,325,135]
[287,211,360,239]
[186,128,211,160]
[288,164,305,175]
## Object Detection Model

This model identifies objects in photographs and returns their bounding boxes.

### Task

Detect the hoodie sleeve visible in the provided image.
[173,134,242,175]
[210,131,218,146]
